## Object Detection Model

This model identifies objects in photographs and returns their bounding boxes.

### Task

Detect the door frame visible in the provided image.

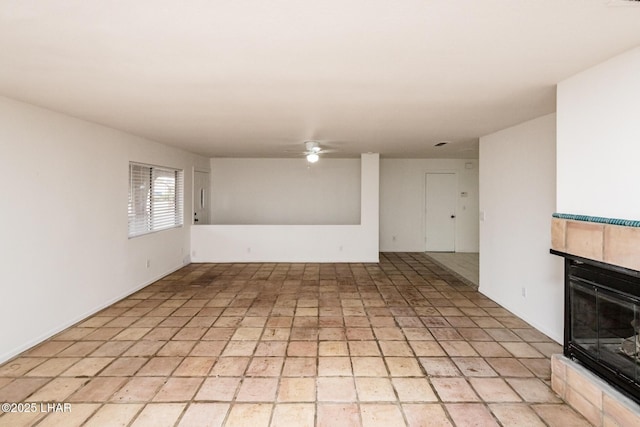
[424,171,458,252]
[192,168,211,225]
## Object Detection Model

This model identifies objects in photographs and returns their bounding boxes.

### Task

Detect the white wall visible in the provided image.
[0,96,208,363]
[557,46,640,219]
[380,159,479,252]
[479,113,563,342]
[191,153,379,262]
[211,158,361,224]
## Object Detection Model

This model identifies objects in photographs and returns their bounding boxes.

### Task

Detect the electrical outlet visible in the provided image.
[521,287,527,298]
[146,259,151,268]
[247,247,251,253]
[392,235,397,242]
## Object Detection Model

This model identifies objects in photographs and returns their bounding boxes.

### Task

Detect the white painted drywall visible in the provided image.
[557,46,640,220]
[0,96,208,364]
[191,154,379,262]
[380,159,479,252]
[479,113,563,342]
[211,158,361,224]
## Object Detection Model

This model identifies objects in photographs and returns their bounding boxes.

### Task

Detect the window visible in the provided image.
[128,162,184,237]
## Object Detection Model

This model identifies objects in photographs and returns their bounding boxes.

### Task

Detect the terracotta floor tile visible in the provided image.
[319,341,349,356]
[355,377,396,401]
[352,357,388,376]
[501,342,545,358]
[486,358,534,377]
[469,378,521,402]
[246,357,284,377]
[506,378,562,403]
[360,403,405,427]
[410,341,446,357]
[379,341,413,356]
[403,403,453,427]
[222,341,257,356]
[189,341,226,357]
[431,378,479,402]
[318,356,352,376]
[254,341,287,357]
[157,340,196,357]
[111,377,165,402]
[261,327,290,341]
[271,403,315,427]
[25,358,80,377]
[446,403,499,427]
[349,341,380,356]
[236,377,278,402]
[533,403,591,427]
[99,357,147,376]
[84,403,143,427]
[520,358,551,379]
[201,327,235,340]
[277,377,315,402]
[153,377,202,402]
[373,327,405,340]
[68,377,127,402]
[286,341,317,357]
[173,356,216,376]
[402,328,434,341]
[0,357,47,377]
[178,403,229,427]
[0,377,50,402]
[138,327,178,341]
[122,341,164,357]
[27,377,87,402]
[489,403,547,426]
[225,403,272,427]
[440,341,478,357]
[36,403,100,427]
[469,341,512,358]
[137,357,182,376]
[392,378,438,402]
[452,357,497,377]
[209,357,250,377]
[317,403,361,427]
[130,403,186,427]
[485,328,522,342]
[317,377,357,401]
[196,377,241,401]
[385,357,423,377]
[419,357,460,377]
[90,341,135,357]
[282,357,317,376]
[173,327,208,341]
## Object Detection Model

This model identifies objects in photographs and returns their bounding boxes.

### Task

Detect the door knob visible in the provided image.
[450,215,456,218]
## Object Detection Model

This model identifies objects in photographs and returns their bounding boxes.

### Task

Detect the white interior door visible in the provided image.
[193,171,210,225]
[425,173,457,252]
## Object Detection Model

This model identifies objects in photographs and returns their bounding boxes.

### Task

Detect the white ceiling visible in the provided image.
[1,0,640,159]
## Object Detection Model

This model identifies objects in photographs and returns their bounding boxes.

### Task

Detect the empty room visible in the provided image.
[2,1,640,426]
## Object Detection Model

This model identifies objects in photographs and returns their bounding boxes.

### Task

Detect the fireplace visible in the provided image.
[553,251,640,404]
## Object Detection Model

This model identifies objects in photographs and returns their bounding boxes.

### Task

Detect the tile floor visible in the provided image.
[425,252,479,287]
[0,253,591,426]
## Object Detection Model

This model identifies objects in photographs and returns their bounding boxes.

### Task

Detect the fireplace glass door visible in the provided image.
[570,273,640,390]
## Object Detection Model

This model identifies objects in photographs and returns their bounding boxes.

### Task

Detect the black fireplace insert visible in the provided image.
[552,250,640,404]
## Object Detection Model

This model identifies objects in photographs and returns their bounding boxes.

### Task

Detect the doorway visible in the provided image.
[193,170,210,225]
[425,172,457,252]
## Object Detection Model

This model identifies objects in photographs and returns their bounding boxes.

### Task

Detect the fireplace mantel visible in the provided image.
[551,213,640,272]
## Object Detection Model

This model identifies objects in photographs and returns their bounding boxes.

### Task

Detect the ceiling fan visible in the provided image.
[303,140,323,163]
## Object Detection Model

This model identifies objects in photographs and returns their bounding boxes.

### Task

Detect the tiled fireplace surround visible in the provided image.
[550,216,640,426]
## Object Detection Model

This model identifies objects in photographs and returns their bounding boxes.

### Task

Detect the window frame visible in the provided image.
[128,162,184,238]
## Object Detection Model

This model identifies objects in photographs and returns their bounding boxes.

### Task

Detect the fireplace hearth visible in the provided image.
[552,250,640,404]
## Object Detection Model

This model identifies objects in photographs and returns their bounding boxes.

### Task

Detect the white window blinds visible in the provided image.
[128,162,184,237]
